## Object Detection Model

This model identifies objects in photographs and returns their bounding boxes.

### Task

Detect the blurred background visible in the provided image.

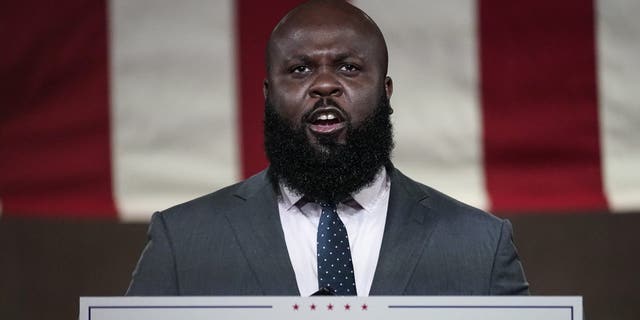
[1,0,639,319]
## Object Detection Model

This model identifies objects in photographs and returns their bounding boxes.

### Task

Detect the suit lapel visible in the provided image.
[223,170,299,295]
[223,168,440,295]
[369,169,440,295]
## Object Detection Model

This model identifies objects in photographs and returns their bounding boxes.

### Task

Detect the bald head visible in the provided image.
[266,0,388,74]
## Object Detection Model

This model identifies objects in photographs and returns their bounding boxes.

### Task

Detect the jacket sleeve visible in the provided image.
[489,219,530,295]
[125,212,179,295]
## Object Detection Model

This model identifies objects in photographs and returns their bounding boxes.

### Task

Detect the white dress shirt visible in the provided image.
[277,167,390,296]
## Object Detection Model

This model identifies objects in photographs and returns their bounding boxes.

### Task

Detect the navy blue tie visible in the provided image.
[317,202,357,295]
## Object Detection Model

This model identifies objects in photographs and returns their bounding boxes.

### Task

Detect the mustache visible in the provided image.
[301,98,351,123]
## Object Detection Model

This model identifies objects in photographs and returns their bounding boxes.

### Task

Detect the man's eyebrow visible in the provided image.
[334,51,366,62]
[282,52,364,64]
[285,55,311,63]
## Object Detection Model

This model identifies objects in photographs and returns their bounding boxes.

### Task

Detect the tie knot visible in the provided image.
[319,202,336,209]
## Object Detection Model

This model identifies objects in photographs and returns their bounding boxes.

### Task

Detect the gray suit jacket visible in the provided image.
[126,168,529,295]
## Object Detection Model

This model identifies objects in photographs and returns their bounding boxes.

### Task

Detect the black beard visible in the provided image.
[264,94,394,203]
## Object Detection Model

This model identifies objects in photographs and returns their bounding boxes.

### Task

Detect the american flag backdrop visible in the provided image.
[2,0,639,221]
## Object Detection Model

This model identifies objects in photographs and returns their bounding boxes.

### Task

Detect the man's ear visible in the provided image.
[263,79,269,99]
[384,76,393,99]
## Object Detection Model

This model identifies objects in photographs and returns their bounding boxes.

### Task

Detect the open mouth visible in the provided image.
[306,107,348,134]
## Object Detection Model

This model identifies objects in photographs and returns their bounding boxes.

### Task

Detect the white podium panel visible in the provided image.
[80,296,582,320]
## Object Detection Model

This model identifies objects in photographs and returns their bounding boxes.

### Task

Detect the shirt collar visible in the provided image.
[279,182,304,211]
[278,166,389,213]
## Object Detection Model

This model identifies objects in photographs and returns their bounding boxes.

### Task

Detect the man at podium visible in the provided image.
[126,0,529,297]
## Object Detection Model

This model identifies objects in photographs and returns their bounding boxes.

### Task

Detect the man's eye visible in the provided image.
[291,65,311,73]
[339,64,359,72]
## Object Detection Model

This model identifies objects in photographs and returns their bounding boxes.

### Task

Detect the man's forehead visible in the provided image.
[272,26,371,53]
[271,13,376,46]
[272,0,373,35]
[266,0,388,72]
[285,25,361,42]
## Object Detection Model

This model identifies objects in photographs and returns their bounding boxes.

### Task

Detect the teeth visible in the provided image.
[317,113,337,121]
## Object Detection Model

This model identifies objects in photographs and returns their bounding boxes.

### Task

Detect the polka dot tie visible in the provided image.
[316,202,357,295]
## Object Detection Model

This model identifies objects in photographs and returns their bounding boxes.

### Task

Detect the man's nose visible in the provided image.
[309,70,342,98]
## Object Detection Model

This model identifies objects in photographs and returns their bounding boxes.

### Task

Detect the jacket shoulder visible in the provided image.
[157,169,272,224]
[389,168,529,295]
[391,168,504,229]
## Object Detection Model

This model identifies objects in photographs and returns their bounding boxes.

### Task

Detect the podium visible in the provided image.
[80,296,582,320]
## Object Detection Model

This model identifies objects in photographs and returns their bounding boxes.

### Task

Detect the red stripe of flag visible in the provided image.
[0,0,116,218]
[479,0,607,212]
[235,0,305,178]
